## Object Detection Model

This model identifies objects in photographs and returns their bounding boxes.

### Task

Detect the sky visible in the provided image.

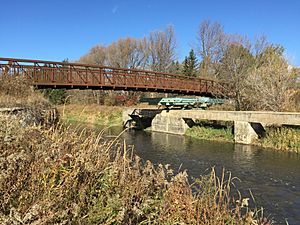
[1,0,300,66]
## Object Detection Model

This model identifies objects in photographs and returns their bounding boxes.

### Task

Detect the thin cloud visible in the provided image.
[112,5,119,14]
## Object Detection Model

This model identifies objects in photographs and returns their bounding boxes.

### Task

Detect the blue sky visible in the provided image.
[1,0,299,66]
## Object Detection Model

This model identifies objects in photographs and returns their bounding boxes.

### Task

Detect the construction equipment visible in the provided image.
[158,97,224,109]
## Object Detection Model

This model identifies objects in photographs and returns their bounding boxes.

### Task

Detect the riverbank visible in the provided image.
[185,124,300,153]
[58,104,123,126]
[260,126,300,152]
[60,104,300,153]
[0,114,265,224]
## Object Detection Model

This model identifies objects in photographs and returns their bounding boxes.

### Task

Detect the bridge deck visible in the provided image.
[0,57,228,97]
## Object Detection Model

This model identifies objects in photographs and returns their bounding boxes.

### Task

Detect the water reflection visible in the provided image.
[233,144,256,170]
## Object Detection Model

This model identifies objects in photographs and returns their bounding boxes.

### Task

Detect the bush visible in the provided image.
[42,89,68,105]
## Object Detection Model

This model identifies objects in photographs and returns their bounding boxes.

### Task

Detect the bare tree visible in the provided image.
[147,25,177,72]
[196,20,227,77]
[253,35,269,56]
[246,45,295,111]
[218,44,254,110]
[106,37,148,69]
[79,45,106,65]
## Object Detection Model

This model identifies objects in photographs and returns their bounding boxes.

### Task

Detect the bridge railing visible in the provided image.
[0,57,229,96]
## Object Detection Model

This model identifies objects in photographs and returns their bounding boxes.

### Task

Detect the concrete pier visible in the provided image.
[234,121,259,144]
[151,110,190,135]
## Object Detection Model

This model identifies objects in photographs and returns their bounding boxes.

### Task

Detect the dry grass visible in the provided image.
[0,75,51,109]
[0,75,270,224]
[58,104,123,126]
[0,115,269,224]
[260,126,300,153]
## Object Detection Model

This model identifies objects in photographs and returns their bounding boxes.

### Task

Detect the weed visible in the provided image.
[260,126,300,153]
[0,115,268,224]
[186,125,234,143]
[58,104,122,126]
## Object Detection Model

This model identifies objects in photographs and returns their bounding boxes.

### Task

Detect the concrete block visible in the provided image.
[152,111,189,135]
[234,121,258,144]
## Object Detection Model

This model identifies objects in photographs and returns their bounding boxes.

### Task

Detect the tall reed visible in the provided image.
[0,115,269,224]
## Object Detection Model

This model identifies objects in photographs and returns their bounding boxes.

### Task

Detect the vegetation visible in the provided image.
[80,25,176,73]
[42,88,68,105]
[59,104,123,126]
[259,126,300,153]
[66,90,140,106]
[186,123,300,153]
[186,121,234,143]
[195,21,298,111]
[77,21,300,112]
[0,75,50,109]
[182,49,198,77]
[0,114,268,224]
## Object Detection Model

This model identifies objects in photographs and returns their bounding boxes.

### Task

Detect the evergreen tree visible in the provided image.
[182,49,198,77]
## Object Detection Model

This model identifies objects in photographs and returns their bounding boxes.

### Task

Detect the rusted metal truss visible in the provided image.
[0,57,229,97]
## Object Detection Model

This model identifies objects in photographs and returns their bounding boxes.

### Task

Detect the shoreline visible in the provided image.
[57,104,300,153]
[185,125,300,153]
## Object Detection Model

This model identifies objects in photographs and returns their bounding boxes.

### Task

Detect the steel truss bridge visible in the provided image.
[0,57,228,97]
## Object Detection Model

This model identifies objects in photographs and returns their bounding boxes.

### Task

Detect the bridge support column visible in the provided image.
[152,111,190,135]
[234,121,259,144]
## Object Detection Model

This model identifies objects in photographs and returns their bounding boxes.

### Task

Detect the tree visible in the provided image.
[79,45,106,65]
[218,44,254,110]
[43,89,68,105]
[182,49,198,77]
[106,38,148,69]
[147,25,177,72]
[246,45,295,111]
[196,20,226,77]
[169,61,182,74]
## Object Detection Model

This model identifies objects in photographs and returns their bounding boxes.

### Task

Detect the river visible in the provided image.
[94,125,300,224]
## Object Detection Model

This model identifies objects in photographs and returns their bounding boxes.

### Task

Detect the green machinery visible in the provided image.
[140,97,225,109]
[158,97,224,109]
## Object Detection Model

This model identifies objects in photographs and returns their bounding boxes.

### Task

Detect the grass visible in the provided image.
[0,75,51,109]
[186,123,300,153]
[186,121,234,143]
[58,104,123,126]
[0,115,268,224]
[260,126,300,153]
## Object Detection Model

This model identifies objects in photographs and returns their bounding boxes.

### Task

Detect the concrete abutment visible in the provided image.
[151,111,190,135]
[123,109,300,145]
[234,121,259,144]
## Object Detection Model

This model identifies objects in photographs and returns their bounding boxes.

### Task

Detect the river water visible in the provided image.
[96,126,300,224]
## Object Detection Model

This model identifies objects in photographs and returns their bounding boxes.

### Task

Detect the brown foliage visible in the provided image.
[245,46,296,111]
[0,116,267,224]
[0,75,51,108]
[78,26,176,73]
